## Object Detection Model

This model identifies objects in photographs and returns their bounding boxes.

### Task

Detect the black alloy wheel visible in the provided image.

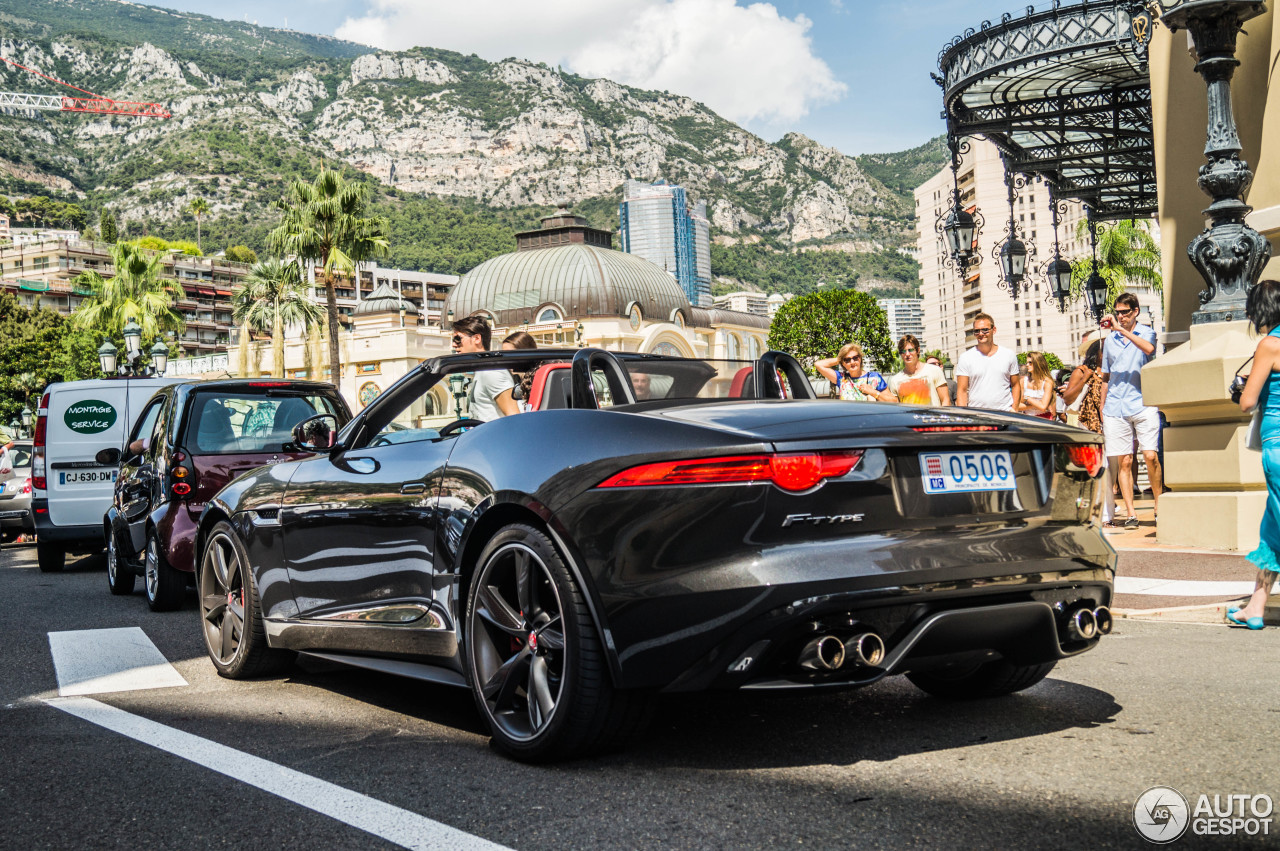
[199,521,293,679]
[106,527,135,595]
[143,530,184,612]
[466,524,651,762]
[907,659,1058,699]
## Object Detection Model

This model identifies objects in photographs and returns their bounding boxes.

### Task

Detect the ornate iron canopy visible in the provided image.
[937,0,1157,221]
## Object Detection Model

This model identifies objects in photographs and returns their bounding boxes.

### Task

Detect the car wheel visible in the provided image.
[907,659,1057,700]
[199,521,294,679]
[36,541,64,573]
[106,528,135,596]
[465,523,651,762]
[143,529,184,612]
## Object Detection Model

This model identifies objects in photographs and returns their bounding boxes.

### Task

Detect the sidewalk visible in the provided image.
[1107,494,1279,624]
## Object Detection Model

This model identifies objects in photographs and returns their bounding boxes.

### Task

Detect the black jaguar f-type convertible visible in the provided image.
[195,348,1114,761]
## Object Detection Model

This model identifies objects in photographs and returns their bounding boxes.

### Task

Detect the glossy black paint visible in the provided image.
[199,350,1114,694]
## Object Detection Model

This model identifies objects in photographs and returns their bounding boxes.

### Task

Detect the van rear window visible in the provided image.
[187,393,341,454]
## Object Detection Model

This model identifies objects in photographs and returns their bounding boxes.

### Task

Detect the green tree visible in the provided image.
[1071,219,1161,310]
[767,289,894,374]
[1017,351,1066,371]
[70,242,186,345]
[232,258,323,378]
[225,244,258,264]
[188,197,210,251]
[0,292,100,422]
[99,209,118,244]
[269,168,389,384]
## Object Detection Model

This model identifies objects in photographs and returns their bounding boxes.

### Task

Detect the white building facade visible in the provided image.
[877,298,926,347]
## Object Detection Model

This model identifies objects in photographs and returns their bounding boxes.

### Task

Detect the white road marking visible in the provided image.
[48,627,188,696]
[46,697,511,851]
[1114,576,1263,597]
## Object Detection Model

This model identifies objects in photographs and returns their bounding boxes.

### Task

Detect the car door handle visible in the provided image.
[400,482,426,495]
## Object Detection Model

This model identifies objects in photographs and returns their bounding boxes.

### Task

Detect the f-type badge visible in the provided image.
[782,513,865,528]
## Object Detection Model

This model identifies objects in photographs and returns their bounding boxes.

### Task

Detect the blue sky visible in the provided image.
[152,0,1014,156]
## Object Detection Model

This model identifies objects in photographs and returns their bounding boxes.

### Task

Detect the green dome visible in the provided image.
[445,243,692,327]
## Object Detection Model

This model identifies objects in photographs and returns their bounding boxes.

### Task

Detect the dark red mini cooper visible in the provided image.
[102,379,351,611]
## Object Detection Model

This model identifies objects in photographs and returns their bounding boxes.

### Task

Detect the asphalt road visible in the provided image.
[2,541,1277,850]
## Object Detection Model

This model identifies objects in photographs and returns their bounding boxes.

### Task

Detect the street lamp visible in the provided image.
[150,340,169,376]
[941,357,954,381]
[97,339,118,375]
[1047,257,1074,303]
[447,373,469,419]
[122,320,142,358]
[933,132,984,274]
[1086,270,1110,324]
[992,153,1034,299]
[20,405,31,431]
[1152,0,1273,323]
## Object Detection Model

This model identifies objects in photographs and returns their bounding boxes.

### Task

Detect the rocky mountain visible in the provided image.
[0,0,932,291]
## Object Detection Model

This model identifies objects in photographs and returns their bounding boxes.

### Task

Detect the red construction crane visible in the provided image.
[0,54,171,118]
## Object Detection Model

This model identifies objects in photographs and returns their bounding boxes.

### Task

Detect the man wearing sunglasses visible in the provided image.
[451,314,520,420]
[1099,291,1162,527]
[956,312,1021,412]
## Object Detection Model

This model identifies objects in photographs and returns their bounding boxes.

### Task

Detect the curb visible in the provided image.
[1116,599,1280,625]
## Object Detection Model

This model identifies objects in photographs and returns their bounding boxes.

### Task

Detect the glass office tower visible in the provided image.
[619,179,712,307]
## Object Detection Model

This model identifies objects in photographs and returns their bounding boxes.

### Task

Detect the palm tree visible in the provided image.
[232,258,323,378]
[71,242,185,343]
[188,197,210,252]
[1071,218,1162,309]
[268,167,389,385]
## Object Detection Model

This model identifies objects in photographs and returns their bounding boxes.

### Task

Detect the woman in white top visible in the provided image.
[1017,351,1057,419]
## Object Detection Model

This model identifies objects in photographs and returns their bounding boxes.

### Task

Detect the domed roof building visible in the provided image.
[444,208,768,358]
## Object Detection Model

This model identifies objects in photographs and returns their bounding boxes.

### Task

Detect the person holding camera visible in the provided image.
[1099,292,1162,528]
[1229,279,1280,630]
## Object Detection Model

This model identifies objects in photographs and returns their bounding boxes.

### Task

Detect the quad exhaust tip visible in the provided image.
[1093,605,1113,635]
[1067,607,1098,641]
[799,632,884,671]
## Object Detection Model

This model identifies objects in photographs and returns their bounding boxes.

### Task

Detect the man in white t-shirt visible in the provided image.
[451,314,518,420]
[955,312,1022,412]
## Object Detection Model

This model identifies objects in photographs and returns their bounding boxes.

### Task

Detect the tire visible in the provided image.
[36,541,64,573]
[465,523,651,762]
[143,529,184,612]
[199,521,294,678]
[106,527,136,596]
[907,659,1058,700]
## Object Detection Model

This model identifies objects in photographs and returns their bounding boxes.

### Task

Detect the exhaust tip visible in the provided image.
[1093,606,1113,635]
[799,635,846,671]
[843,632,885,667]
[1067,607,1098,641]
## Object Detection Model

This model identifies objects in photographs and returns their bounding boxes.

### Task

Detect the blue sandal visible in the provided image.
[1226,610,1266,630]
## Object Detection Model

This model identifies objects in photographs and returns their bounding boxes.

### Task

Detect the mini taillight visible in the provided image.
[19,479,31,495]
[248,381,292,388]
[597,451,864,492]
[32,390,49,491]
[1065,444,1104,477]
[173,467,188,478]
[172,482,192,496]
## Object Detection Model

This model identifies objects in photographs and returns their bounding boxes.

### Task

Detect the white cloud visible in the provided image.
[335,0,846,125]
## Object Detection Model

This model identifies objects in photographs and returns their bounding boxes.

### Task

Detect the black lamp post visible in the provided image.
[122,320,142,360]
[20,405,32,435]
[934,132,983,274]
[1153,0,1273,324]
[1083,207,1110,323]
[992,154,1033,299]
[1040,185,1076,311]
[447,373,469,419]
[150,340,169,376]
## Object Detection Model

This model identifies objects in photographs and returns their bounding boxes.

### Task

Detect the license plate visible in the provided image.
[920,451,1015,494]
[59,469,117,486]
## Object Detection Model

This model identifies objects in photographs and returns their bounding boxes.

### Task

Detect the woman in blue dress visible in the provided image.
[1234,279,1280,630]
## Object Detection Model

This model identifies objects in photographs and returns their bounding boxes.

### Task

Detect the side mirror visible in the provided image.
[293,414,339,452]
[95,447,121,466]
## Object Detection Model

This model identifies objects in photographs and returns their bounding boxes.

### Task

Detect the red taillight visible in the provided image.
[172,482,192,496]
[248,381,292,388]
[910,425,1001,432]
[1065,444,1104,477]
[597,451,864,492]
[19,479,31,495]
[32,390,49,491]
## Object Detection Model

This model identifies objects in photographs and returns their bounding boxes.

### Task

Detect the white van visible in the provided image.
[32,377,182,572]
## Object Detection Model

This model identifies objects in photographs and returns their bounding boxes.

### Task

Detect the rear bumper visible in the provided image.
[0,505,33,531]
[31,500,105,552]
